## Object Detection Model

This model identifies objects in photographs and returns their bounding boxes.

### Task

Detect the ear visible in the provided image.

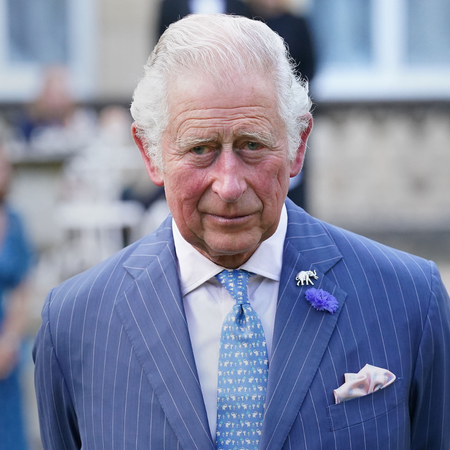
[289,113,313,177]
[132,123,164,186]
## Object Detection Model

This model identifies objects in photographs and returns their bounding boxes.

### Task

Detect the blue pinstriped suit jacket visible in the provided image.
[33,200,450,449]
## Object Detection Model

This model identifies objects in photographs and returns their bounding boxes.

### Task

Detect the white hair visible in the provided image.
[130,14,311,170]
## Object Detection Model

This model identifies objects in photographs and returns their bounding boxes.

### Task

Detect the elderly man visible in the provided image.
[34,14,450,450]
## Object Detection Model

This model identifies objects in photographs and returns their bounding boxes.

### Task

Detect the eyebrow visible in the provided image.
[176,131,276,149]
[176,136,219,149]
[236,131,276,148]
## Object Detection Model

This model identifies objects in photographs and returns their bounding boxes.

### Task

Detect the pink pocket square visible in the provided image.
[334,364,396,404]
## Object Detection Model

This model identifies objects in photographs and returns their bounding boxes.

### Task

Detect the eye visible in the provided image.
[245,141,262,151]
[192,146,208,155]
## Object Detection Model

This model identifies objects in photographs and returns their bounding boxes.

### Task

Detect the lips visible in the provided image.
[204,212,255,227]
[210,213,251,220]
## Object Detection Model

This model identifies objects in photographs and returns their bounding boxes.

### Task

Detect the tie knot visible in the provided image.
[215,269,252,305]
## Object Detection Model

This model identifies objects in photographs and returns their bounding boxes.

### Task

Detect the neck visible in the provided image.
[198,247,257,269]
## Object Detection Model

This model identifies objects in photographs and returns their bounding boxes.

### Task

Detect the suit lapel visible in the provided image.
[260,202,348,450]
[115,219,214,450]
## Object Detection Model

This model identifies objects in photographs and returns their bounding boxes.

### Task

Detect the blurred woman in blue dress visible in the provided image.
[0,145,33,450]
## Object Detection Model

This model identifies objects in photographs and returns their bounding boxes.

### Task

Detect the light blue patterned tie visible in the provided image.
[215,269,268,450]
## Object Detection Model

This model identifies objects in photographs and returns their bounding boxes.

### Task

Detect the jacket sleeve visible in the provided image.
[410,262,450,449]
[33,290,81,450]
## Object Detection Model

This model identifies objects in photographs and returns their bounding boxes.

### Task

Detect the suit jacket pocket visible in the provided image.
[327,377,405,431]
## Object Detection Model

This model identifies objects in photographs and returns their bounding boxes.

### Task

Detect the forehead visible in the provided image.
[164,73,284,141]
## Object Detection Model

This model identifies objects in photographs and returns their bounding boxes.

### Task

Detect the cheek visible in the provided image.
[165,170,209,213]
[254,159,290,196]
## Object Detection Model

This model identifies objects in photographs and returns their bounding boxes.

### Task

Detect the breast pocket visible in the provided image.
[327,378,405,431]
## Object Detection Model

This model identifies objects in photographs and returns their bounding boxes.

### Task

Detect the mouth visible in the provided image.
[204,212,255,227]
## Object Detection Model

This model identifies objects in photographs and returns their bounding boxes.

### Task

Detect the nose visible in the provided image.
[211,149,247,203]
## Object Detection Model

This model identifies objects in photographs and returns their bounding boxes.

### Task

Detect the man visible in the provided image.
[34,14,450,450]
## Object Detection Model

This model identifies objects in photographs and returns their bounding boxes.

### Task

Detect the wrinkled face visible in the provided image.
[135,73,308,268]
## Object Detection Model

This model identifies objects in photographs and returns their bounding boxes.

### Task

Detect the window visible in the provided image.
[311,0,372,68]
[0,0,96,101]
[310,0,450,100]
[407,0,450,66]
[8,0,69,64]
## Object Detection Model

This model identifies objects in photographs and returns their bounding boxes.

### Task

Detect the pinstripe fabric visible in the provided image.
[33,199,450,449]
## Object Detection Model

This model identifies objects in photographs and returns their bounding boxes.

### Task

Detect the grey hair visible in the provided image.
[130,14,311,171]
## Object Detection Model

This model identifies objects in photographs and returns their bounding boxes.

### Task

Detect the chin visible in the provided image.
[205,236,260,258]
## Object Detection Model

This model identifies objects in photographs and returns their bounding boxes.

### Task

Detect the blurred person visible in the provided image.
[0,144,34,449]
[17,65,75,143]
[157,0,252,38]
[250,0,316,82]
[250,0,316,210]
[34,15,449,450]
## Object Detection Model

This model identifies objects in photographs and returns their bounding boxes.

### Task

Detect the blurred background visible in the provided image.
[0,0,449,448]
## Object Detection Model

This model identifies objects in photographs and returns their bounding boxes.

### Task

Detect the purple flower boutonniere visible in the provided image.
[305,288,338,314]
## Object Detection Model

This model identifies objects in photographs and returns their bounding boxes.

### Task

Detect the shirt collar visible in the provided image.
[173,205,288,296]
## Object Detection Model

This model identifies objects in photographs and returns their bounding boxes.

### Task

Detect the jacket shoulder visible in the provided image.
[43,215,174,324]
[286,199,436,288]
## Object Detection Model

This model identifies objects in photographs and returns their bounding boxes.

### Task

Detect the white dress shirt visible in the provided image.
[173,205,287,439]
